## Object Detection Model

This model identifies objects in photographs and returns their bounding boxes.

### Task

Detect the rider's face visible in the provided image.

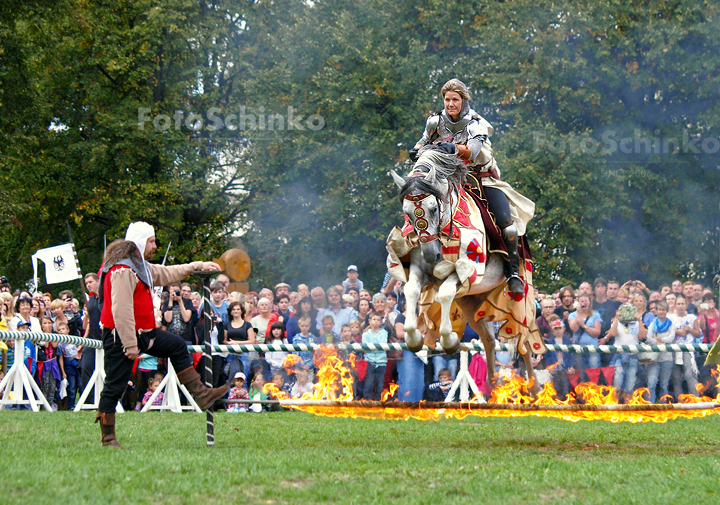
[444,91,463,120]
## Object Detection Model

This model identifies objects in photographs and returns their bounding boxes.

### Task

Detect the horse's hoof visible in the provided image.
[405,329,424,353]
[440,332,460,354]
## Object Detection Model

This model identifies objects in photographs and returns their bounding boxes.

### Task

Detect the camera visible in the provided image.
[630,281,637,287]
[174,290,181,297]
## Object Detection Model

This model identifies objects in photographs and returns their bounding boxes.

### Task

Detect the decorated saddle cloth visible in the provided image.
[386,187,545,356]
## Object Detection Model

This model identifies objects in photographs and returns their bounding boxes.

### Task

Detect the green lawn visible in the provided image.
[1,411,719,504]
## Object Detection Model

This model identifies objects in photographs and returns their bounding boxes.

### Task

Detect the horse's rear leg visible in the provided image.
[521,343,541,396]
[436,273,460,354]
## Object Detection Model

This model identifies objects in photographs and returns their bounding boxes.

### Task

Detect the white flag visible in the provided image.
[32,243,81,286]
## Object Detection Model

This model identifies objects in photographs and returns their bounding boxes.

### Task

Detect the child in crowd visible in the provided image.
[291,316,315,371]
[349,319,363,343]
[342,265,364,294]
[135,352,159,411]
[265,321,289,374]
[361,312,388,400]
[56,322,80,410]
[290,369,314,398]
[266,371,292,411]
[38,316,62,410]
[227,372,249,413]
[318,315,340,345]
[141,377,164,408]
[543,316,573,401]
[425,368,453,402]
[248,371,268,412]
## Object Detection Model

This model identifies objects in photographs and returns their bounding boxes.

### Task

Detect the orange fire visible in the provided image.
[264,351,720,423]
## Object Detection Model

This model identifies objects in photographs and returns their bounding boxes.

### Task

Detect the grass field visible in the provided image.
[2,410,719,504]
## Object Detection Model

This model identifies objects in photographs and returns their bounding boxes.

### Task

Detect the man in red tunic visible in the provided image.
[96,222,228,447]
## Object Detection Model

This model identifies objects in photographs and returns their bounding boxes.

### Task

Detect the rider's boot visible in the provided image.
[501,222,525,298]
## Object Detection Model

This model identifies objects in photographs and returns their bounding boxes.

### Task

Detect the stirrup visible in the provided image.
[507,274,525,297]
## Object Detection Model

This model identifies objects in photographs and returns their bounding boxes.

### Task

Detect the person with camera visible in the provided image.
[162,283,197,345]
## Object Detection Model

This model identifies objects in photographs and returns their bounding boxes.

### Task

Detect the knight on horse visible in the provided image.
[387,78,544,392]
[408,78,534,297]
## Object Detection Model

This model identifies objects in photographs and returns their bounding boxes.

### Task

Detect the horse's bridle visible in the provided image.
[404,189,453,244]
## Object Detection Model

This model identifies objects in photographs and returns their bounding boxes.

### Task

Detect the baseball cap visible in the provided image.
[347,265,358,272]
[233,372,246,380]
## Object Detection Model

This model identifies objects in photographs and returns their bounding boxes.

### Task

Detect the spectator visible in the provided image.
[553,286,575,325]
[251,298,273,344]
[342,265,364,294]
[357,299,372,330]
[311,287,328,321]
[671,279,683,297]
[291,369,314,398]
[288,291,300,312]
[682,282,697,314]
[264,293,293,338]
[659,284,671,298]
[226,372,249,413]
[38,316,62,410]
[692,283,704,307]
[319,287,356,334]
[297,284,310,300]
[266,321,289,374]
[665,292,676,315]
[669,296,700,401]
[209,282,230,325]
[290,316,316,371]
[425,368,453,402]
[568,293,603,380]
[537,298,556,339]
[134,352,159,411]
[141,378,164,408]
[317,315,340,345]
[543,316,573,400]
[593,277,620,348]
[697,293,719,396]
[274,283,290,299]
[162,284,196,345]
[286,297,316,343]
[631,293,654,327]
[606,303,647,403]
[359,289,372,302]
[224,301,256,378]
[645,301,675,403]
[56,321,80,410]
[80,273,102,399]
[649,291,663,302]
[362,312,388,400]
[58,290,82,336]
[346,287,360,310]
[606,280,620,302]
[10,296,41,332]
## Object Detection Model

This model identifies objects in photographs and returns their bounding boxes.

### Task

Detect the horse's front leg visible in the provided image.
[436,272,460,354]
[403,254,425,353]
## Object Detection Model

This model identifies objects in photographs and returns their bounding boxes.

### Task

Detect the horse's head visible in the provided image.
[391,150,464,267]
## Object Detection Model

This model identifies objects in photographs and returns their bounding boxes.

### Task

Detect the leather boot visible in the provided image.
[95,412,122,448]
[176,366,229,411]
[501,223,525,297]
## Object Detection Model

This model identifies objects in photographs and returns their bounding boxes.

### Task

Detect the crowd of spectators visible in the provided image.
[1,269,718,409]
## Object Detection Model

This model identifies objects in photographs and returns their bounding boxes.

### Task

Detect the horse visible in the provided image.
[386,148,545,392]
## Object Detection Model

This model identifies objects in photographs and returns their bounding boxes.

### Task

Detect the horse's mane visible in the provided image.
[397,149,467,202]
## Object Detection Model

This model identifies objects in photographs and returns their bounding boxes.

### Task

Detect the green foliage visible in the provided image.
[1,0,719,292]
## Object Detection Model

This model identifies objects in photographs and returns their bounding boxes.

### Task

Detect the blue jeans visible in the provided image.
[397,351,425,402]
[64,360,79,410]
[432,355,459,381]
[364,363,386,401]
[646,360,673,403]
[672,353,698,401]
[612,354,639,394]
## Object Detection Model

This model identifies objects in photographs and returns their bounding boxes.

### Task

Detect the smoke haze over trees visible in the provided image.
[1,0,719,291]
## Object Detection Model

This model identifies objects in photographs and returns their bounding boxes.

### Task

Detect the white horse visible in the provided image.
[390,149,541,390]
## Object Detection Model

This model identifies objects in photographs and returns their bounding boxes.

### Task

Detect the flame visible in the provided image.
[381,382,399,402]
[283,360,720,423]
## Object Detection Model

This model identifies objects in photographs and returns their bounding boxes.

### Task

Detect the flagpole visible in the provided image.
[65,220,86,299]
